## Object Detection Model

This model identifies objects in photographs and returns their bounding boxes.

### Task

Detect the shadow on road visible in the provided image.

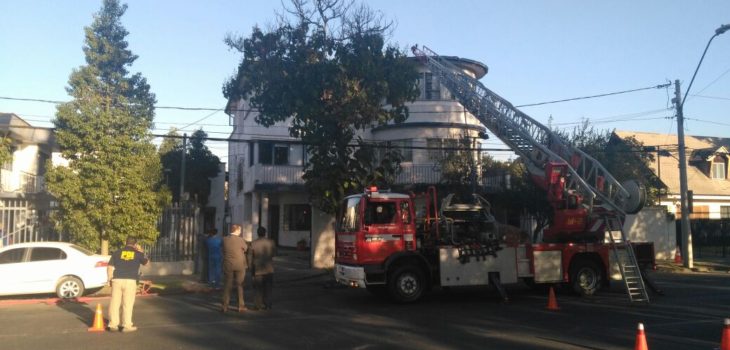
[55,299,94,326]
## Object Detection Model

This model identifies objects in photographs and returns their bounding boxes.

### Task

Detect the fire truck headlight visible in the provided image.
[352,253,357,260]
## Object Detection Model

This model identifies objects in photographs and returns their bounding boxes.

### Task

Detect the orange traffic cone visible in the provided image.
[634,323,648,350]
[674,246,682,264]
[88,303,105,332]
[721,318,730,350]
[546,286,560,311]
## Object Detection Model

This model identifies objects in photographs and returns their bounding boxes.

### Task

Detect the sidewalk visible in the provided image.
[656,256,730,273]
[98,247,332,296]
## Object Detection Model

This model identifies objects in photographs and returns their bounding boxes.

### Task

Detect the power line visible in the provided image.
[690,94,730,101]
[515,83,672,108]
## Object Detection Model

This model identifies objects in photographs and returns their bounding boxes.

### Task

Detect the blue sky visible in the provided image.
[1,1,729,162]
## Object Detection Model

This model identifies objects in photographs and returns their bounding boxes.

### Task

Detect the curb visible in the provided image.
[0,292,159,308]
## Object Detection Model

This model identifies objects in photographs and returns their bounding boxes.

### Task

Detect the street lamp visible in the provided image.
[674,23,729,269]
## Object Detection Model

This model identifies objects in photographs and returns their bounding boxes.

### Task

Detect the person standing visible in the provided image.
[222,224,248,313]
[249,226,276,310]
[206,228,222,288]
[107,237,149,332]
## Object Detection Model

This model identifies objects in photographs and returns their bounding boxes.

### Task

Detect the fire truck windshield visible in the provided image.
[338,196,361,232]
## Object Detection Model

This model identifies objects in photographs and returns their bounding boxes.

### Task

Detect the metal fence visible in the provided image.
[144,202,200,262]
[0,199,54,247]
[689,219,730,258]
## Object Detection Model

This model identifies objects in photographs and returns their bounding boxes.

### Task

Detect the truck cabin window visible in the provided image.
[364,201,397,225]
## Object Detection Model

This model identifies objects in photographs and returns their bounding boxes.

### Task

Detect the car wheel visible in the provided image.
[570,260,603,296]
[56,276,85,299]
[388,264,425,303]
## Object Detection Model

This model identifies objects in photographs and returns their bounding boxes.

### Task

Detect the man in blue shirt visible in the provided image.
[106,237,149,332]
[206,229,223,289]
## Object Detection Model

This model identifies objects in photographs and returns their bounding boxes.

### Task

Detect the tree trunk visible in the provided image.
[101,238,109,255]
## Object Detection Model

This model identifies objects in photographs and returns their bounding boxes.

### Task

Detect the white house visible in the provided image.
[226,56,492,268]
[0,113,57,246]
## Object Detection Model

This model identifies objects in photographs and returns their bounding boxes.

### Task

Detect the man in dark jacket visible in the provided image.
[222,224,248,313]
[249,226,275,310]
[107,237,149,332]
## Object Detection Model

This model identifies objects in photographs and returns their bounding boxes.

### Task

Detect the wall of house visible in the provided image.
[206,163,227,236]
[311,207,335,269]
[624,206,676,260]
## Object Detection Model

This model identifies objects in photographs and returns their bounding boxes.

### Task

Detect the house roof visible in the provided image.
[0,113,56,149]
[614,130,730,196]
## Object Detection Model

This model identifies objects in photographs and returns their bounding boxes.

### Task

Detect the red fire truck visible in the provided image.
[333,46,657,303]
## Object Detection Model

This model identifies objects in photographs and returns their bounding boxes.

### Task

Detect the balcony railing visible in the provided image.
[395,164,442,184]
[254,165,305,185]
[244,163,509,192]
[0,170,45,194]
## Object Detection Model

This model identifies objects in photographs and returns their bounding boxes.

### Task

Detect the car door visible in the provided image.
[25,247,68,293]
[0,247,30,295]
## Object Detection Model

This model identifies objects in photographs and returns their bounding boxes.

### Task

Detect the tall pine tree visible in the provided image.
[46,0,169,254]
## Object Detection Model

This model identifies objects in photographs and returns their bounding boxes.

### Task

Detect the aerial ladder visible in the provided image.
[411,45,650,303]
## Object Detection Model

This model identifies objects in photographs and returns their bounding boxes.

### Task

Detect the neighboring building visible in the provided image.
[614,130,730,220]
[0,113,57,246]
[614,130,730,256]
[226,56,491,268]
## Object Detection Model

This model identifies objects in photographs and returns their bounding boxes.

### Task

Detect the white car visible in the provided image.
[0,242,110,299]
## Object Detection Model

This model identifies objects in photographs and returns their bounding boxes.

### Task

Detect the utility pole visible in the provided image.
[672,80,693,268]
[180,133,187,202]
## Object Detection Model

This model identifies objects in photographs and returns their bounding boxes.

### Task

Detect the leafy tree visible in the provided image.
[554,119,661,203]
[0,135,12,167]
[158,127,182,155]
[46,0,169,254]
[223,0,419,214]
[159,129,221,206]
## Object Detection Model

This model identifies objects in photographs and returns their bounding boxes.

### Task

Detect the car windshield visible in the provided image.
[69,244,95,256]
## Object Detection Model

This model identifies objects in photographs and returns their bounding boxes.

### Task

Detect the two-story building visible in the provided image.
[0,113,56,246]
[614,130,730,256]
[226,56,492,268]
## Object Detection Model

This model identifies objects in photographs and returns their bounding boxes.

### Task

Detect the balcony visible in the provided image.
[0,170,45,194]
[242,163,509,193]
[395,164,442,184]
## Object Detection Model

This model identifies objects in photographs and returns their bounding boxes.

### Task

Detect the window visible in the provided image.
[259,142,273,164]
[427,138,443,161]
[29,247,66,262]
[721,206,730,219]
[392,140,413,162]
[285,204,311,231]
[712,161,726,179]
[274,145,289,165]
[258,142,289,165]
[338,197,361,232]
[364,201,397,225]
[248,142,254,166]
[1,146,15,171]
[423,73,440,100]
[0,248,26,264]
[400,201,411,224]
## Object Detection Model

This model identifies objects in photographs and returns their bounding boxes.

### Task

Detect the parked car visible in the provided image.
[0,242,110,299]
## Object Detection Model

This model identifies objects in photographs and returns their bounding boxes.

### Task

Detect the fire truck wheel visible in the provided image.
[388,265,425,303]
[570,260,603,296]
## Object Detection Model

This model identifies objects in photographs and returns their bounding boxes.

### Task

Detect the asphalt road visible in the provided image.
[0,270,728,350]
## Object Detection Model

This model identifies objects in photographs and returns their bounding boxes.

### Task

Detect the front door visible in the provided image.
[269,205,280,245]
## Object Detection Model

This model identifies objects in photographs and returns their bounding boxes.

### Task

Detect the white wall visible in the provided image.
[311,207,335,269]
[207,162,226,236]
[625,207,676,260]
